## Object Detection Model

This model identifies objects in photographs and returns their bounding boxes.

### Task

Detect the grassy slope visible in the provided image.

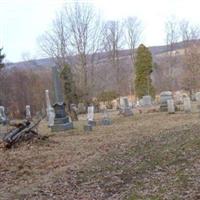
[0,112,200,200]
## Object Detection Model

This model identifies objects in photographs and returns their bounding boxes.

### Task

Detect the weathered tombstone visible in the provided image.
[121,97,133,116]
[183,96,191,113]
[25,105,31,120]
[87,105,96,126]
[160,91,173,112]
[142,95,152,106]
[45,90,55,127]
[0,106,7,125]
[195,92,200,102]
[167,99,175,114]
[196,92,200,116]
[100,108,112,125]
[51,66,73,132]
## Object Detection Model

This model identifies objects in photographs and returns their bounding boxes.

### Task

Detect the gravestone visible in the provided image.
[45,90,55,127]
[0,106,6,125]
[51,66,73,132]
[25,105,31,120]
[87,105,96,126]
[167,99,175,114]
[100,108,112,125]
[121,97,133,116]
[78,103,86,114]
[196,92,200,116]
[160,91,173,112]
[142,95,152,106]
[183,96,191,113]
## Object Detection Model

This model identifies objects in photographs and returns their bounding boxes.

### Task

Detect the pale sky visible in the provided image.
[0,0,199,62]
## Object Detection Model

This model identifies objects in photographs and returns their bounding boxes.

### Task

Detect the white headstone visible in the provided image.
[167,99,175,114]
[0,106,6,123]
[87,106,94,121]
[142,95,152,106]
[45,90,55,127]
[183,97,191,113]
[26,105,31,120]
[195,92,200,102]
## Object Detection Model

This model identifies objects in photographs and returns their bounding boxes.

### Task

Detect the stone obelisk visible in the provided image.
[51,66,73,132]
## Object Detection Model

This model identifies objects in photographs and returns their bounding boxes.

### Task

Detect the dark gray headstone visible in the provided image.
[51,67,73,132]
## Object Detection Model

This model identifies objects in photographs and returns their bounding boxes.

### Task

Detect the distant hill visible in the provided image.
[5,41,188,95]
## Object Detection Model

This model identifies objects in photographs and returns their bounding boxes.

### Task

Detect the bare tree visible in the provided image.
[125,17,142,94]
[165,18,180,90]
[179,20,200,94]
[102,20,125,94]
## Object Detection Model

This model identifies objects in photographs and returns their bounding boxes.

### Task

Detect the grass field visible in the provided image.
[1,112,200,199]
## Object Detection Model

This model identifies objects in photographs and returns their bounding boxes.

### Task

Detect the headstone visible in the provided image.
[51,67,73,132]
[183,97,191,113]
[142,95,152,106]
[25,105,31,120]
[195,92,200,102]
[120,97,133,116]
[87,105,96,126]
[167,99,175,114]
[0,106,6,125]
[160,91,173,112]
[100,108,112,125]
[45,90,55,127]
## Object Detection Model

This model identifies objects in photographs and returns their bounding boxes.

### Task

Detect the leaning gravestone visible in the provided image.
[25,105,31,120]
[45,90,55,127]
[183,96,191,113]
[167,99,175,114]
[160,91,173,112]
[51,66,73,132]
[142,95,152,107]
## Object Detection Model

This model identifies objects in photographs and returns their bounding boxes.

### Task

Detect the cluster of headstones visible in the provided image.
[84,105,113,132]
[160,91,195,114]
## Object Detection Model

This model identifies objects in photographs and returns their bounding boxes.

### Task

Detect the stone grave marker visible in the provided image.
[45,90,55,127]
[51,66,73,132]
[121,97,133,116]
[100,108,112,125]
[160,91,173,112]
[167,99,175,114]
[183,96,191,113]
[87,105,96,126]
[142,95,152,106]
[25,105,31,120]
[0,106,7,125]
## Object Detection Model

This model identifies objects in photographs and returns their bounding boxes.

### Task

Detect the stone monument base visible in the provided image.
[88,120,96,126]
[123,108,133,116]
[51,121,73,132]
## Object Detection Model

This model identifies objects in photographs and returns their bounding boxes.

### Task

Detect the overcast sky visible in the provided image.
[0,0,199,62]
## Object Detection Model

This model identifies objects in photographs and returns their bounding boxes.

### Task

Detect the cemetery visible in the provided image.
[1,1,200,200]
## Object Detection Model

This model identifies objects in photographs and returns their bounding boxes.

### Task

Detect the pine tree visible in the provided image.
[135,44,155,98]
[0,48,5,70]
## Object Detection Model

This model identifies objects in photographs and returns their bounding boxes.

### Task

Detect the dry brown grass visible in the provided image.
[0,111,200,199]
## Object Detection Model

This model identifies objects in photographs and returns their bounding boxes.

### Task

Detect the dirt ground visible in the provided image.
[1,111,200,200]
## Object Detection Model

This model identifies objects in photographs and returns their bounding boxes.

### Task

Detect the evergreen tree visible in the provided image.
[135,44,155,98]
[0,48,5,70]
